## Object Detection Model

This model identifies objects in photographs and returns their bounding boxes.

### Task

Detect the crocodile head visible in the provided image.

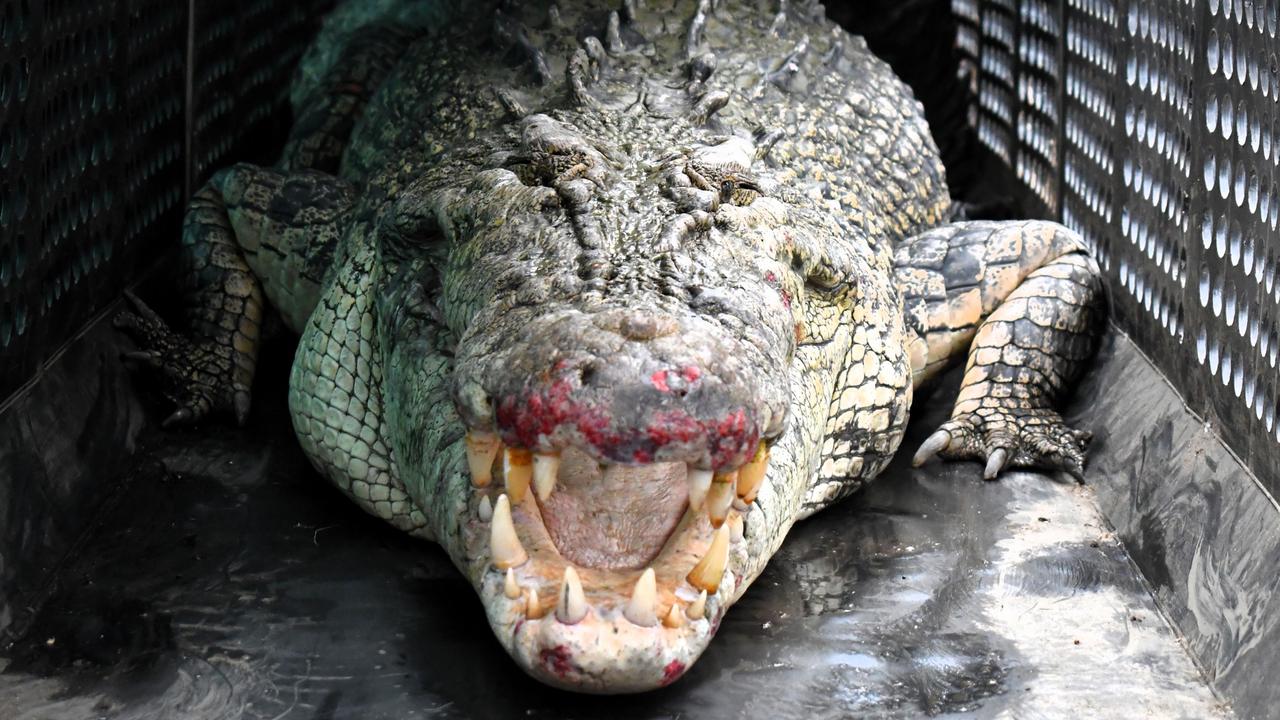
[377,108,877,692]
[370,0,930,694]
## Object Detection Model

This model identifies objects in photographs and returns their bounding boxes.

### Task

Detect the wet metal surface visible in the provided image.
[0,347,1227,719]
[1067,330,1280,720]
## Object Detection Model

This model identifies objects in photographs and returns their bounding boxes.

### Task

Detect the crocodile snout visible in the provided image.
[449,304,786,693]
[472,307,779,472]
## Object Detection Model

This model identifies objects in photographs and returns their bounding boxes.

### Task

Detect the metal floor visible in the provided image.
[0,347,1228,719]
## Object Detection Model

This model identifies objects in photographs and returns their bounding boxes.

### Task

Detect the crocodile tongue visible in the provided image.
[536,448,689,571]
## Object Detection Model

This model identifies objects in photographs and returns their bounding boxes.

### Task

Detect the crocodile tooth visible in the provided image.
[489,494,528,569]
[478,495,493,522]
[728,512,744,543]
[557,566,589,624]
[687,468,713,511]
[465,432,501,487]
[526,586,546,619]
[663,602,685,628]
[624,568,659,627]
[504,448,533,503]
[707,471,736,528]
[687,524,730,593]
[736,444,768,503]
[504,568,521,599]
[686,589,707,621]
[533,453,560,501]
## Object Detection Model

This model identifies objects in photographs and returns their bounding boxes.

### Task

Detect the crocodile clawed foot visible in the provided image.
[911,405,1091,481]
[114,290,251,427]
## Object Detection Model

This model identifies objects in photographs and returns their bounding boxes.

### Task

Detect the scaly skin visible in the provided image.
[118,0,1104,693]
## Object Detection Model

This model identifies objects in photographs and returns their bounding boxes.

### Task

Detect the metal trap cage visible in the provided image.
[953,0,1280,493]
[0,1,1277,717]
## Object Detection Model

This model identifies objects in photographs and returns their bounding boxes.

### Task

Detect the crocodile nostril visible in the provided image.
[619,314,657,341]
[620,312,678,341]
[591,309,680,341]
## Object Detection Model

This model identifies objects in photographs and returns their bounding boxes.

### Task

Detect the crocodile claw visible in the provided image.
[163,407,196,428]
[114,290,249,427]
[914,406,1090,482]
[124,289,165,324]
[911,429,951,467]
[983,447,1010,480]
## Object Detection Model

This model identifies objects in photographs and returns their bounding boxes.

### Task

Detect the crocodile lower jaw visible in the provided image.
[458,434,768,692]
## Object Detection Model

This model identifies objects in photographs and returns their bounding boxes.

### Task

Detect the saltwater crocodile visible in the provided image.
[116,0,1104,693]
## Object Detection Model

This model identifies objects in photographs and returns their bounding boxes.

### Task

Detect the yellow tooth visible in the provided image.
[478,495,493,522]
[533,453,560,501]
[504,448,533,503]
[526,586,546,619]
[489,494,528,569]
[663,602,685,628]
[557,566,588,624]
[687,524,730,593]
[707,471,736,528]
[686,589,707,621]
[624,568,659,627]
[728,511,744,543]
[465,432,501,487]
[504,568,520,599]
[687,468,713,511]
[737,444,768,503]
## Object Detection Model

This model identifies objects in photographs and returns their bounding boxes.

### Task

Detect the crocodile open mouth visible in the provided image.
[458,431,769,691]
[536,448,691,571]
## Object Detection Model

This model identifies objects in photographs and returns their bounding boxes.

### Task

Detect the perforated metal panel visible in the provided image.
[0,1,41,398]
[955,0,1063,212]
[1193,0,1280,484]
[1061,0,1118,271]
[955,0,1280,491]
[0,0,330,402]
[191,0,328,183]
[0,0,180,403]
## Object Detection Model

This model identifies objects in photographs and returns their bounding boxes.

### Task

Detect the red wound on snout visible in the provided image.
[541,645,575,678]
[661,660,687,686]
[499,377,757,469]
[650,369,670,393]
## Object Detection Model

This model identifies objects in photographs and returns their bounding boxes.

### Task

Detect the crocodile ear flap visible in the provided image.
[378,188,450,343]
[378,184,446,267]
[784,224,861,298]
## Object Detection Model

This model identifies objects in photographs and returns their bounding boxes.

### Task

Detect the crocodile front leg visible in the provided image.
[116,165,355,425]
[894,220,1105,479]
[115,174,267,426]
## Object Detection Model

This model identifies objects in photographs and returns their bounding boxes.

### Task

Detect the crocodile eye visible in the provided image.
[721,177,761,207]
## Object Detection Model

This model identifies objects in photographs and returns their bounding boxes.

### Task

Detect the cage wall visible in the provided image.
[954,0,1280,494]
[0,0,333,405]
